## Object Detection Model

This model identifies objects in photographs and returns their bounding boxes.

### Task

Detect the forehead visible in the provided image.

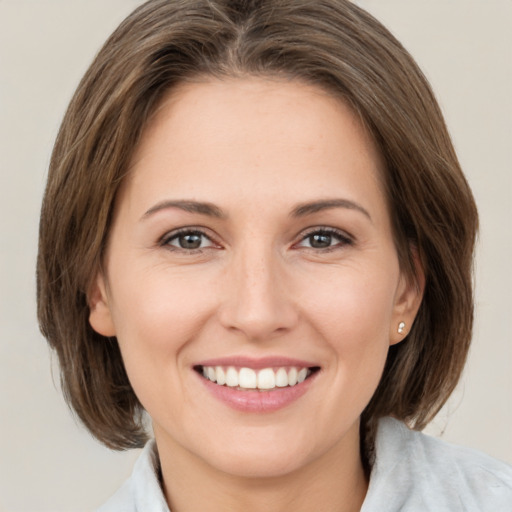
[122,77,387,218]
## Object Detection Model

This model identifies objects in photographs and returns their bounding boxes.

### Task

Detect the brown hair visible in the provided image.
[37,0,478,454]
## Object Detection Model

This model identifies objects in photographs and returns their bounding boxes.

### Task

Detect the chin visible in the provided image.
[208,446,312,479]
[191,425,322,479]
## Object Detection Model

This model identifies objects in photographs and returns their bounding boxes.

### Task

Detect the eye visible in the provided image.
[162,229,216,251]
[297,228,352,250]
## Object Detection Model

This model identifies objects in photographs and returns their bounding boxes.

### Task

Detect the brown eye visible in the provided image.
[177,233,204,249]
[297,229,353,250]
[308,233,333,248]
[164,230,214,250]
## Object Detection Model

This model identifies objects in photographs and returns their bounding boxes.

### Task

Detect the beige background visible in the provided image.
[0,1,510,511]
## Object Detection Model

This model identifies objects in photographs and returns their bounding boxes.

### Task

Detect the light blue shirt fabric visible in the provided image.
[97,417,512,511]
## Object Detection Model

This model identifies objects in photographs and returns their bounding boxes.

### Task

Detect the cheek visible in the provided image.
[107,266,217,388]
[299,263,398,344]
[297,263,398,399]
[110,261,215,338]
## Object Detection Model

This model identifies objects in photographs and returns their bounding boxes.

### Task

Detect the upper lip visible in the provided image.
[194,356,319,370]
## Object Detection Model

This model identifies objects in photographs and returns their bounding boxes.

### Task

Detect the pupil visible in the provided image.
[310,233,331,248]
[180,233,202,249]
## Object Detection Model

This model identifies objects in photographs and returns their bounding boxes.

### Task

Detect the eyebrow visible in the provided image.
[142,200,226,220]
[142,198,371,222]
[291,199,372,221]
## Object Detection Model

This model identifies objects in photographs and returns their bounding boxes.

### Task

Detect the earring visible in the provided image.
[398,321,406,334]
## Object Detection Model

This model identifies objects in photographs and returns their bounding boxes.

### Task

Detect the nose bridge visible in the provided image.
[219,238,297,340]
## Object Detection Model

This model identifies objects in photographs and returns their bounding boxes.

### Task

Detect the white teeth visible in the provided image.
[239,368,257,389]
[225,367,239,387]
[275,367,289,387]
[201,365,313,390]
[215,366,226,385]
[288,367,298,386]
[257,368,276,390]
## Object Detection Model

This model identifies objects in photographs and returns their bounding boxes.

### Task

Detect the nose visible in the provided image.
[218,244,299,341]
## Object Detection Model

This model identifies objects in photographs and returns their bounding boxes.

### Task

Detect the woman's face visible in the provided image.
[90,78,422,478]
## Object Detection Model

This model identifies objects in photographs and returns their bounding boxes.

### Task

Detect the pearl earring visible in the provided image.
[398,321,406,334]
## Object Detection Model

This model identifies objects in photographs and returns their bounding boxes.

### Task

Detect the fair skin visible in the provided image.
[89,78,423,512]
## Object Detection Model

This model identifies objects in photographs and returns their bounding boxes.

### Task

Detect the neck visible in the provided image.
[155,422,368,512]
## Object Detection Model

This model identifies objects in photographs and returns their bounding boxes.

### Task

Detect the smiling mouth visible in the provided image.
[194,365,320,391]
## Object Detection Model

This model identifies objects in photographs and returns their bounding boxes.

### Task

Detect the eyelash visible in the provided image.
[159,226,353,253]
[296,227,354,252]
[160,228,218,253]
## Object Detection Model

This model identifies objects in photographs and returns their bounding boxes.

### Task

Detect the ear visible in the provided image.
[88,271,116,337]
[389,249,425,346]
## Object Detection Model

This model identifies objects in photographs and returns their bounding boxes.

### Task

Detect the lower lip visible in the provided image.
[197,371,317,413]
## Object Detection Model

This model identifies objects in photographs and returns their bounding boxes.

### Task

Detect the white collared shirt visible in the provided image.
[97,417,512,511]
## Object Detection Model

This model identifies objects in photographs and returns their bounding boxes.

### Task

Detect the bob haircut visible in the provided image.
[38,0,478,454]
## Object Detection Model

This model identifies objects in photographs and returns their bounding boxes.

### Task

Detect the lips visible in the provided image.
[199,365,313,390]
[193,356,320,411]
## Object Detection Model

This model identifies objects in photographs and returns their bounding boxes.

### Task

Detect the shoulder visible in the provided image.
[362,417,512,512]
[96,440,169,512]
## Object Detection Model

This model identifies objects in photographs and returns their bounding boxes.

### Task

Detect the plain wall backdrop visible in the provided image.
[0,1,510,511]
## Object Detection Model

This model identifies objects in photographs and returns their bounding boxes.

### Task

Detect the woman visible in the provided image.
[37,0,511,511]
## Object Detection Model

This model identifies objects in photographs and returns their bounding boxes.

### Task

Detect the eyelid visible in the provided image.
[159,226,221,250]
[157,225,353,252]
[294,226,354,249]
